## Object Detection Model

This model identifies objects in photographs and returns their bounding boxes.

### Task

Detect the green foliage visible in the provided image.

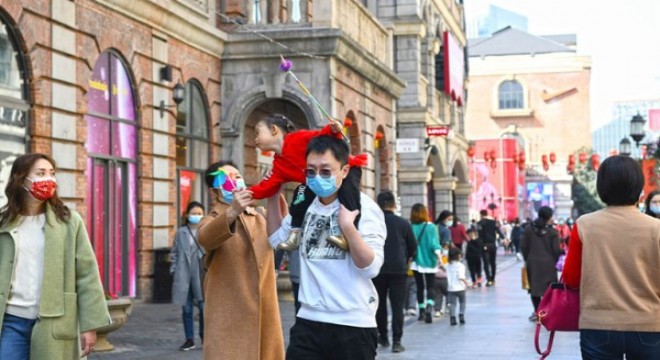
[571,148,605,216]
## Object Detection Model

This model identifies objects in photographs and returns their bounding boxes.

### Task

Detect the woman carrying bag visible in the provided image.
[171,201,206,351]
[564,155,660,359]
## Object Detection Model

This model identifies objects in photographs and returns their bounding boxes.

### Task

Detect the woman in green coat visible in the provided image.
[409,203,442,324]
[0,153,110,359]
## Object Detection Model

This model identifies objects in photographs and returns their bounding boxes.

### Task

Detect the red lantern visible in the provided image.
[489,149,496,161]
[490,159,497,169]
[512,153,519,164]
[593,162,600,172]
[541,154,548,164]
[568,154,576,165]
[518,152,526,163]
[467,145,475,159]
[543,163,550,172]
[549,152,556,164]
[579,152,587,164]
[484,151,491,162]
[518,162,525,171]
[343,118,353,127]
[567,163,575,173]
[375,131,384,141]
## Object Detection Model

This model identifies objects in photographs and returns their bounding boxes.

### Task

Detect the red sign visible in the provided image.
[426,126,450,137]
[443,31,465,106]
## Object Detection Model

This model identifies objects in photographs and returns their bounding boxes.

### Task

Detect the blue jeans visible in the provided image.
[581,329,660,359]
[0,313,37,360]
[182,287,204,341]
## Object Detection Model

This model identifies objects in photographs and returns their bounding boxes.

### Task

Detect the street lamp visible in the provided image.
[619,137,632,156]
[159,81,186,118]
[630,112,646,147]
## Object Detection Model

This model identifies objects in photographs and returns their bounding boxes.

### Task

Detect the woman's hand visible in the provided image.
[330,118,344,133]
[80,331,97,357]
[227,189,254,223]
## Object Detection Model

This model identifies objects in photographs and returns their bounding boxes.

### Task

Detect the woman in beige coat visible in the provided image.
[198,160,284,360]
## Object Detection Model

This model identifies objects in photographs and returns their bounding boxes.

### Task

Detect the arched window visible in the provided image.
[498,80,524,109]
[176,80,210,224]
[0,12,29,208]
[85,50,138,297]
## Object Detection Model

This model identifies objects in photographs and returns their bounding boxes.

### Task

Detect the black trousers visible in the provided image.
[289,167,362,228]
[372,274,406,343]
[482,244,497,282]
[466,255,482,283]
[413,271,436,306]
[286,318,377,360]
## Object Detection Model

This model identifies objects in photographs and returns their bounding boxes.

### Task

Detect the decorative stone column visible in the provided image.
[433,177,456,215]
[398,166,432,219]
[454,183,473,222]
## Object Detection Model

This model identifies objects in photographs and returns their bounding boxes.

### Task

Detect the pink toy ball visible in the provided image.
[279,57,293,72]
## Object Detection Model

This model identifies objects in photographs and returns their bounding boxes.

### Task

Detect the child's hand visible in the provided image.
[338,204,360,231]
[330,119,343,133]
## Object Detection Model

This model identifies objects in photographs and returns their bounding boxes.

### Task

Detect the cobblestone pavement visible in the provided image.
[90,252,580,359]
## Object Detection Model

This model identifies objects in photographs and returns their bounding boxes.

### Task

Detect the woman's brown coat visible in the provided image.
[198,202,284,360]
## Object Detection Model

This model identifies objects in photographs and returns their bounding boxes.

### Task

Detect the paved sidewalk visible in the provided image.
[90,252,580,359]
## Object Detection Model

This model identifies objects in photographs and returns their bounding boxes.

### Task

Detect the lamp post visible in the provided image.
[159,81,185,118]
[619,137,632,157]
[630,112,646,147]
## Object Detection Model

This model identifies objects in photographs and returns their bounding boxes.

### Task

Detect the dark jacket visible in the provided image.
[511,225,522,243]
[478,218,504,245]
[520,220,562,297]
[379,210,417,274]
[466,236,483,258]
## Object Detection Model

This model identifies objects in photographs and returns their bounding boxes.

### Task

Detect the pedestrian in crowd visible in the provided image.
[644,189,660,219]
[500,220,512,253]
[198,160,284,360]
[564,156,660,359]
[469,219,477,232]
[170,201,206,351]
[267,135,385,359]
[435,210,453,246]
[449,216,469,252]
[465,228,483,288]
[520,206,561,322]
[446,247,468,326]
[410,203,442,324]
[373,191,417,353]
[404,267,418,317]
[0,153,110,359]
[554,217,571,246]
[251,113,363,251]
[510,217,523,260]
[477,210,505,286]
[433,260,449,317]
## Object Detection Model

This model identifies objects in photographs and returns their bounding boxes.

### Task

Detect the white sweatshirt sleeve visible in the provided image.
[353,194,386,278]
[268,215,292,249]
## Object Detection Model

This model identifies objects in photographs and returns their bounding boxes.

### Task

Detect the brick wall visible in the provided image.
[4,0,223,301]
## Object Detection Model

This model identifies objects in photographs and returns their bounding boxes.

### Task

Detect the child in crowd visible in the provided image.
[465,228,483,288]
[446,247,468,326]
[251,113,366,251]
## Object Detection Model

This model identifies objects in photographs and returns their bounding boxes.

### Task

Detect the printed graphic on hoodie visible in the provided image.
[302,212,347,260]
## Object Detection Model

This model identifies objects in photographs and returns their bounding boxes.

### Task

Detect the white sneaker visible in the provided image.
[516,253,523,261]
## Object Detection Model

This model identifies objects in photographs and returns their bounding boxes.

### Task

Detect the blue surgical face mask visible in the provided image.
[188,215,203,225]
[219,179,246,203]
[650,205,660,215]
[306,175,338,198]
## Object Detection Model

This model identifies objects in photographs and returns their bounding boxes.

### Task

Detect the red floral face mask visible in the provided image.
[25,177,57,202]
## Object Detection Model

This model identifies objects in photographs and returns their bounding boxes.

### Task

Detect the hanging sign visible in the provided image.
[426,126,450,137]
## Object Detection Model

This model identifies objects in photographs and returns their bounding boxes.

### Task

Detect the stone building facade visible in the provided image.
[366,0,472,221]
[465,27,592,219]
[219,1,405,199]
[0,0,224,300]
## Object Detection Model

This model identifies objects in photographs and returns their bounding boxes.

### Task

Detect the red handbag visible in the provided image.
[534,281,580,359]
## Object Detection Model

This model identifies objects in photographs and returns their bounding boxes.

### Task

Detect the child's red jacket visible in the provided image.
[249,125,366,199]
